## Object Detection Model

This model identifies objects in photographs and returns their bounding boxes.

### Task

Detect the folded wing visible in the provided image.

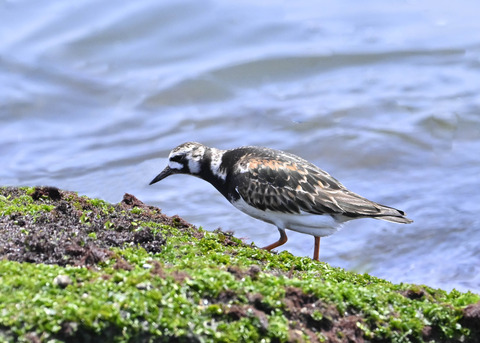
[234,156,412,223]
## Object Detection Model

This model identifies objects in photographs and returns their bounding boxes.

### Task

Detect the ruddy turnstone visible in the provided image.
[150,142,412,261]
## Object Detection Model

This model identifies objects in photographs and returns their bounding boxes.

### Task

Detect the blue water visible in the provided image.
[1,0,480,293]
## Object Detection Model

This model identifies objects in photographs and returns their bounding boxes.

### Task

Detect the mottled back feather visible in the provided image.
[231,147,412,223]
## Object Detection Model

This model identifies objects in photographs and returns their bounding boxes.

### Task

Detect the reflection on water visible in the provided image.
[1,0,480,293]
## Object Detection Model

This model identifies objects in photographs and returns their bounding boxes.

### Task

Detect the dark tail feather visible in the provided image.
[376,215,413,224]
[332,190,413,224]
[372,203,413,224]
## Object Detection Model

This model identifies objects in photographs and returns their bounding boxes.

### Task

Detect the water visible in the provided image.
[1,0,480,293]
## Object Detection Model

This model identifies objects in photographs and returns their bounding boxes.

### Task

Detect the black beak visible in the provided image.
[149,166,173,185]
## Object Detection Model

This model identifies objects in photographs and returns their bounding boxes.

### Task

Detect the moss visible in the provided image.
[0,186,479,342]
[0,191,55,217]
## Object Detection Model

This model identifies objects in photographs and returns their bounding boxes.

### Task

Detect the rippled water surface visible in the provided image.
[2,0,480,293]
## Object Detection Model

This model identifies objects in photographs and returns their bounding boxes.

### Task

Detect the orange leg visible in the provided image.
[262,228,288,251]
[313,236,320,261]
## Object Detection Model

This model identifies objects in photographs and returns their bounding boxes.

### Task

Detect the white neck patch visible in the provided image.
[188,145,205,174]
[210,148,227,180]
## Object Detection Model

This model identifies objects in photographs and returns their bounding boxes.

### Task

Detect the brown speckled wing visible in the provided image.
[233,153,408,220]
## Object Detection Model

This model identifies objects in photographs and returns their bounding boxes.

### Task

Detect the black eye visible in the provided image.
[170,154,186,163]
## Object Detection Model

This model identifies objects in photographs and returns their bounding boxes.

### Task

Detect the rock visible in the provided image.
[136,282,152,290]
[53,274,73,288]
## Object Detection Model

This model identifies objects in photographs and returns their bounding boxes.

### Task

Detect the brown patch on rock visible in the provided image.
[218,289,237,303]
[400,287,426,300]
[121,193,148,209]
[421,325,435,342]
[172,270,190,283]
[227,264,261,281]
[323,316,365,343]
[24,332,41,343]
[133,228,165,254]
[462,300,480,323]
[30,186,62,201]
[282,286,365,343]
[101,274,112,281]
[149,260,166,278]
[226,304,247,320]
[0,187,202,267]
[460,301,480,338]
[77,246,113,266]
[247,265,261,280]
[421,324,450,343]
[227,265,243,279]
[227,305,269,332]
[247,292,263,306]
[246,292,273,315]
[284,286,317,310]
[59,322,78,338]
[213,229,240,247]
[113,257,134,271]
[171,214,194,229]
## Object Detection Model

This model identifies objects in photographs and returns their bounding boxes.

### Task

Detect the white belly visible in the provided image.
[231,197,344,237]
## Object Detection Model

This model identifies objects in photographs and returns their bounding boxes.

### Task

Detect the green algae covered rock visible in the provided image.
[0,186,479,342]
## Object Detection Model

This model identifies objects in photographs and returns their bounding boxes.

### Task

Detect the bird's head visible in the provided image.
[149,142,207,185]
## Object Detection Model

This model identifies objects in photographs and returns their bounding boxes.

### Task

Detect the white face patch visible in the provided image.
[166,142,211,175]
[167,143,206,175]
[169,161,183,170]
[188,159,201,174]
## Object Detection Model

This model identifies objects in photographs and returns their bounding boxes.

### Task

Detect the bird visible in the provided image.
[149,142,412,261]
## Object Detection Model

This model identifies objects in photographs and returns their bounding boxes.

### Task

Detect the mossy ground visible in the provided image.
[0,186,479,343]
